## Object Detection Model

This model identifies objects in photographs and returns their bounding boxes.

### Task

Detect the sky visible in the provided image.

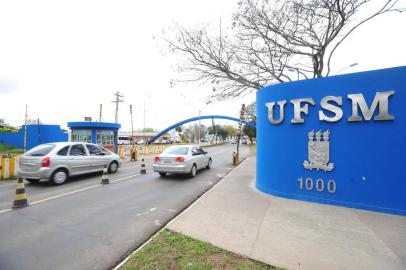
[0,0,405,132]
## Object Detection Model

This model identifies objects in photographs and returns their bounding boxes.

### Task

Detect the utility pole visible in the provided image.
[143,93,151,131]
[23,105,28,153]
[111,91,124,123]
[99,104,103,122]
[130,105,134,142]
[130,104,137,161]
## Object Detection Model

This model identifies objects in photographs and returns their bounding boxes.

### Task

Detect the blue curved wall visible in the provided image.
[149,115,256,143]
[256,66,406,215]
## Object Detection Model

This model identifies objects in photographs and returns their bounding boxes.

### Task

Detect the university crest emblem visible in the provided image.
[303,130,334,172]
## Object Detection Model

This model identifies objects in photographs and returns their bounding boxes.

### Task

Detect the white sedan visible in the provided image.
[152,145,212,177]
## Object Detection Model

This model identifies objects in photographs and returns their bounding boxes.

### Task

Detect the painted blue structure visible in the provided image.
[0,124,68,150]
[256,66,406,216]
[149,115,256,143]
[67,122,121,153]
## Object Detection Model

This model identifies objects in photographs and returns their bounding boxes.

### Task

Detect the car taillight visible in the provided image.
[41,157,51,167]
[176,156,185,162]
[154,156,160,162]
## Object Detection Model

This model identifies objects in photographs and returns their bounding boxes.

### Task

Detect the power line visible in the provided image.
[111,91,124,123]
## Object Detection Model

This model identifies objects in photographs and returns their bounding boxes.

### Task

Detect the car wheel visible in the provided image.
[51,169,68,185]
[190,164,197,178]
[108,161,118,174]
[206,158,212,169]
[25,178,40,184]
[159,172,167,177]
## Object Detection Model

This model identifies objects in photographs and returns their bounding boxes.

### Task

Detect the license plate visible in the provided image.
[163,160,171,164]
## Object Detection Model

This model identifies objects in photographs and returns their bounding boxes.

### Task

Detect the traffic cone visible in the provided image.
[140,158,146,174]
[101,165,110,184]
[13,178,29,208]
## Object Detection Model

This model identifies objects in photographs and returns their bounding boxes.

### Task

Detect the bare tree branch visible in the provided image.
[161,0,403,100]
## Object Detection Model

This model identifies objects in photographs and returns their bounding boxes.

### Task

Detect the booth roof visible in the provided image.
[67,122,121,129]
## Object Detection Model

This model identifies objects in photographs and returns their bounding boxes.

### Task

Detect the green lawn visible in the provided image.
[122,229,283,270]
[0,144,24,155]
[0,127,18,132]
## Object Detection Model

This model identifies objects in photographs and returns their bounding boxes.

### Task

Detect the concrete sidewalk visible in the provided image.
[168,157,406,270]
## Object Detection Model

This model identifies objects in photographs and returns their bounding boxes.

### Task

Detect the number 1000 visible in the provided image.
[297,177,336,194]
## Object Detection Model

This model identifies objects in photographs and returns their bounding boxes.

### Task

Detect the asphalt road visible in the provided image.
[0,143,252,270]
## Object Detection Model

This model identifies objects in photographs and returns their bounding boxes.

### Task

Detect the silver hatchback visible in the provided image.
[18,142,121,185]
[152,145,212,177]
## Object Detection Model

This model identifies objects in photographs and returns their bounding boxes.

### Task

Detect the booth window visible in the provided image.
[71,130,92,143]
[97,130,114,145]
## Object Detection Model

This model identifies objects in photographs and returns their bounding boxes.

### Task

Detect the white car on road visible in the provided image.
[152,145,212,177]
[18,142,121,185]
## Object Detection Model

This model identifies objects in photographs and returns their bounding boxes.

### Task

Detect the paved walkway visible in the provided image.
[168,157,406,270]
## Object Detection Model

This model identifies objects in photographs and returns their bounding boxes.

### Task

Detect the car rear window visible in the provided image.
[25,144,56,156]
[163,146,190,155]
[57,146,70,156]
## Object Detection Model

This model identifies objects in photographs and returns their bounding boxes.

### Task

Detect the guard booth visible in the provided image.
[67,121,121,153]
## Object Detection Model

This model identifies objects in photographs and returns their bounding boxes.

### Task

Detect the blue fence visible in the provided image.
[256,66,406,216]
[0,124,68,150]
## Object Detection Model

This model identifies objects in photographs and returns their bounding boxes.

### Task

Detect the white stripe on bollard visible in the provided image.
[4,158,9,179]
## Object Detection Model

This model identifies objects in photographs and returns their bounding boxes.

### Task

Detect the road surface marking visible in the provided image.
[137,207,158,216]
[0,208,12,214]
[0,173,141,215]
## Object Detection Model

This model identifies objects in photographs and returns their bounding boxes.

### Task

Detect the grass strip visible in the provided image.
[0,144,24,155]
[122,229,283,270]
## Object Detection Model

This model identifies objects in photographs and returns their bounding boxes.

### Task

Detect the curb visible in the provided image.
[112,155,251,270]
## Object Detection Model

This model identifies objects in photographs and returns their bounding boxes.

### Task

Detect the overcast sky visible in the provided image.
[0,0,405,131]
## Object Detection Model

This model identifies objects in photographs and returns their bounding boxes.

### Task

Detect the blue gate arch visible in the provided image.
[149,115,256,143]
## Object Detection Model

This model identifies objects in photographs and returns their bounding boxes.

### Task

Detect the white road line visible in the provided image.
[0,208,12,214]
[0,173,142,215]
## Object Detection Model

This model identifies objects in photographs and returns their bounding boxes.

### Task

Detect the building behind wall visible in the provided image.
[68,122,121,153]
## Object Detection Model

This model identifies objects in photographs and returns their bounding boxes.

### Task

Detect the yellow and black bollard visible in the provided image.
[101,165,110,184]
[140,158,146,174]
[232,151,239,166]
[13,178,29,208]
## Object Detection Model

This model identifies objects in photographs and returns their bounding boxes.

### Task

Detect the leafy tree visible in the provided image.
[208,124,237,141]
[140,127,156,132]
[163,0,403,100]
[243,120,256,144]
[223,125,238,138]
